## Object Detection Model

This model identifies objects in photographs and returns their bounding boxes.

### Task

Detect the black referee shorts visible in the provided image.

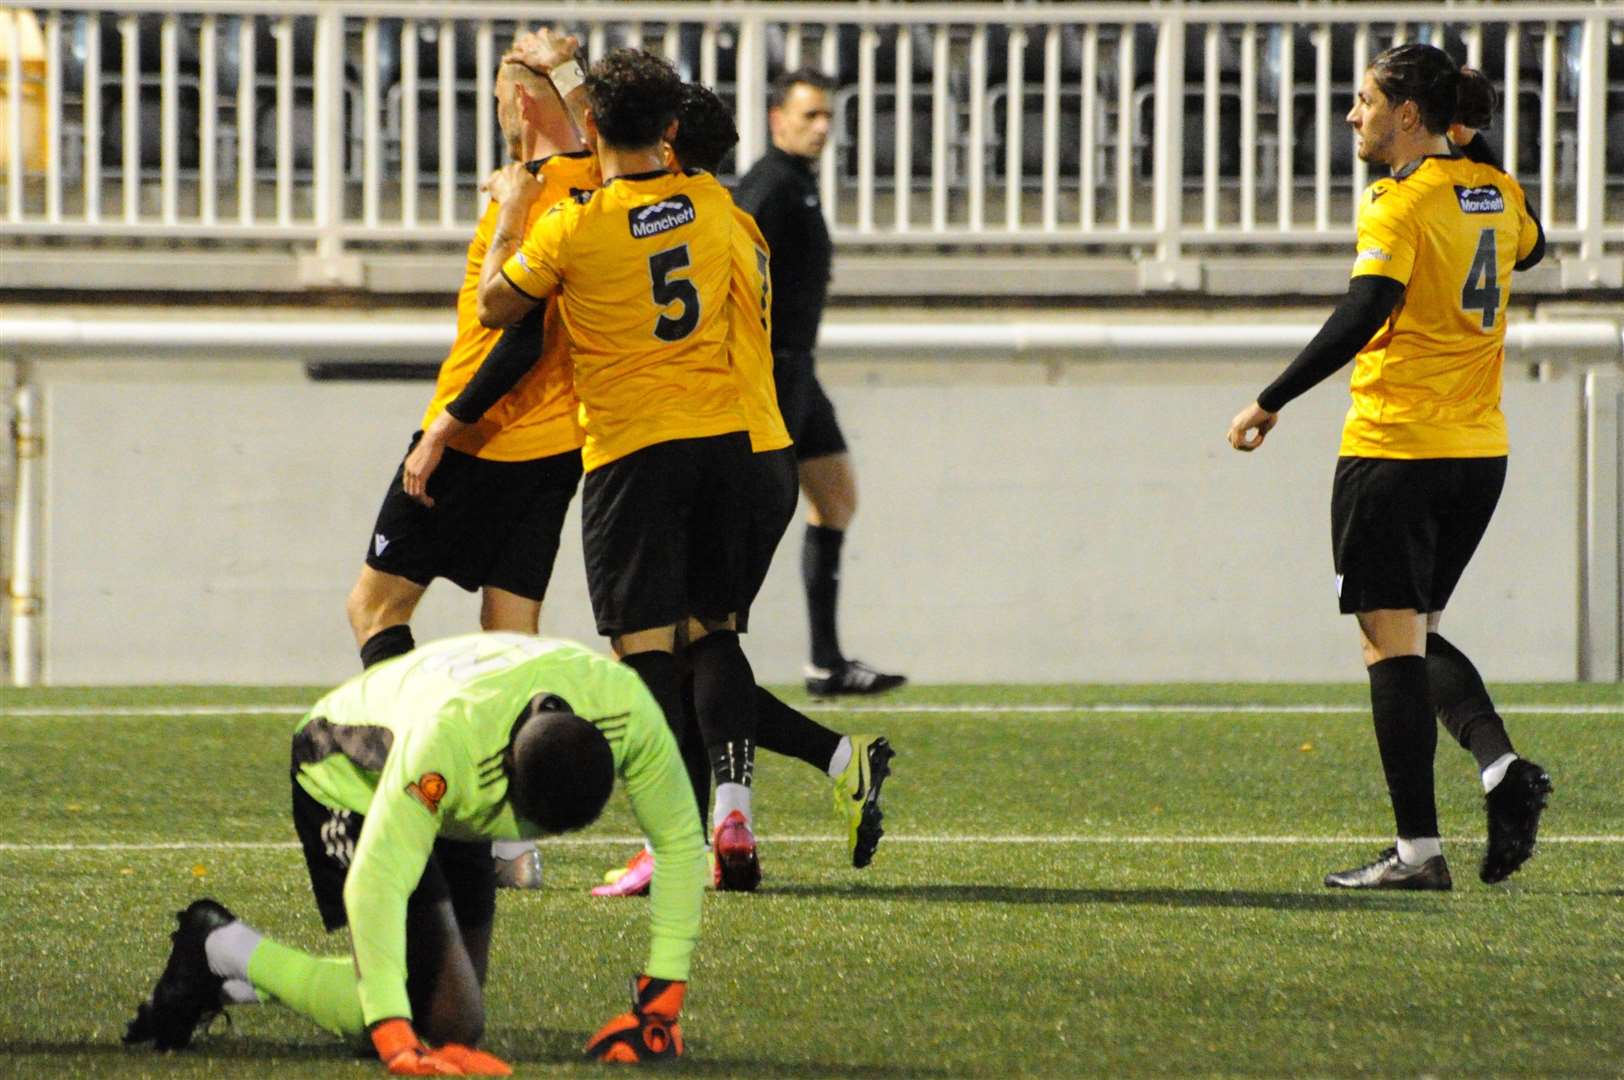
[581,432,753,638]
[737,447,800,632]
[773,348,847,461]
[364,433,583,600]
[290,777,496,933]
[1330,455,1507,615]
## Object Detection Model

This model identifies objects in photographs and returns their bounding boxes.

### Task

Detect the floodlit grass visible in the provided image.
[1,683,1620,1077]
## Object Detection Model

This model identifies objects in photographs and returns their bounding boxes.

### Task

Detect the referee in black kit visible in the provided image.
[734,68,906,697]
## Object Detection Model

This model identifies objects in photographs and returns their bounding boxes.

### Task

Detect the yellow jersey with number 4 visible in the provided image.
[501,168,746,471]
[1342,154,1540,459]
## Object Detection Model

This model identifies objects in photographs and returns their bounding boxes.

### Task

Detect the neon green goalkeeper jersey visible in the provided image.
[292,633,705,1026]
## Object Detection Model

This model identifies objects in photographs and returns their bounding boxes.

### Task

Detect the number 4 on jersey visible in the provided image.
[1460,228,1501,330]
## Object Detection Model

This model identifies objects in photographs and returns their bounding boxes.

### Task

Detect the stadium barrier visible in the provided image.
[3,315,1620,685]
[1,2,1620,294]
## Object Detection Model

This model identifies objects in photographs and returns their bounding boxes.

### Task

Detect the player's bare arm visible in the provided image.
[475,163,547,329]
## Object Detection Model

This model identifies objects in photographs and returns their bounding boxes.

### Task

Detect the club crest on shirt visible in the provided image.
[1454,184,1505,214]
[407,772,448,813]
[628,195,696,238]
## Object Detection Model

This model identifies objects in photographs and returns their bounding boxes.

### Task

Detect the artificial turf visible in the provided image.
[1,682,1619,1077]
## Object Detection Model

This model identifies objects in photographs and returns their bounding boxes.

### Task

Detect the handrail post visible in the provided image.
[1563,14,1622,290]
[1580,364,1623,682]
[9,381,42,687]
[1144,9,1199,291]
[299,6,362,288]
[734,13,767,169]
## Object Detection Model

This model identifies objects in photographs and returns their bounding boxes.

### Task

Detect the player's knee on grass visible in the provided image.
[405,901,487,1048]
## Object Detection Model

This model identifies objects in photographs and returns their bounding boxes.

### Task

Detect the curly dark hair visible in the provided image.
[584,47,683,150]
[1368,43,1460,134]
[671,82,739,172]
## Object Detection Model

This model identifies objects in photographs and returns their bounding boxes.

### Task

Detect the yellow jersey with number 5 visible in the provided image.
[501,168,746,471]
[1341,154,1540,459]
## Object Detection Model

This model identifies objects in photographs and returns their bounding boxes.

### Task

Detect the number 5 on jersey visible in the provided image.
[649,244,700,342]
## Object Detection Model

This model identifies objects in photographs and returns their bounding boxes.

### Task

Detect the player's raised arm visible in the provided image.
[475,163,552,329]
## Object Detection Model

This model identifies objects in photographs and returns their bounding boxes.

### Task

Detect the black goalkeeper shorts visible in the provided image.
[1330,455,1506,615]
[291,778,495,933]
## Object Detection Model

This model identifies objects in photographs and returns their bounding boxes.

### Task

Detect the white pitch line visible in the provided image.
[1,702,1617,719]
[2,834,1620,853]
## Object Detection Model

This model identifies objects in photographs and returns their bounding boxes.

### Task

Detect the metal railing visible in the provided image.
[2,2,1622,289]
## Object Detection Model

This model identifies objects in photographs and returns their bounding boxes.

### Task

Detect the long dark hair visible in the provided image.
[1368,43,1461,134]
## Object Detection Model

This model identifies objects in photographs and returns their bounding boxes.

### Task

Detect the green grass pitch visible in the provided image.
[1,683,1620,1077]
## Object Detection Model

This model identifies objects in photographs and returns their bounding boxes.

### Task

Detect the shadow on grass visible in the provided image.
[7,1039,948,1078]
[770,882,1448,912]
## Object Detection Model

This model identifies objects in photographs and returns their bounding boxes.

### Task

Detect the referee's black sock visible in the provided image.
[803,524,846,670]
[359,624,414,669]
[1367,655,1440,845]
[754,687,842,772]
[1426,632,1516,772]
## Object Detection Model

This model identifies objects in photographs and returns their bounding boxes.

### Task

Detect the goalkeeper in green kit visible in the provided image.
[124,633,705,1072]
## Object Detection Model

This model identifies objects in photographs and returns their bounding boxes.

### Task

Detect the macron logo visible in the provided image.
[628,195,696,238]
[374,533,391,556]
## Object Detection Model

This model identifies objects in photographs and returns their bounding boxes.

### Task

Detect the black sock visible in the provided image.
[1367,655,1439,841]
[754,687,842,771]
[688,631,758,788]
[1426,632,1516,771]
[678,674,711,831]
[802,524,846,669]
[359,624,415,669]
[621,650,683,733]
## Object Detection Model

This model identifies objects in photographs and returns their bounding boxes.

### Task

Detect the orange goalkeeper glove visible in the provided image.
[583,975,686,1063]
[370,1019,512,1076]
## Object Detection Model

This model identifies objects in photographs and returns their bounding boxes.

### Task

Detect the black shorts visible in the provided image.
[364,433,583,600]
[1330,455,1507,615]
[291,778,496,933]
[773,349,847,461]
[737,447,800,632]
[581,432,754,637]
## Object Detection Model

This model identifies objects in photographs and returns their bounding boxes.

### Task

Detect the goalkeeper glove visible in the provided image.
[583,975,686,1063]
[370,1018,512,1076]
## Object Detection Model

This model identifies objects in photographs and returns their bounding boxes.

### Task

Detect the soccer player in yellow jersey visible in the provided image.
[474,49,767,891]
[1228,45,1550,890]
[346,29,591,890]
[591,84,897,898]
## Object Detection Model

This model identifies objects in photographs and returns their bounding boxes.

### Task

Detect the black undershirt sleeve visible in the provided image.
[1256,276,1405,413]
[1457,133,1545,270]
[443,304,547,424]
[1456,132,1501,168]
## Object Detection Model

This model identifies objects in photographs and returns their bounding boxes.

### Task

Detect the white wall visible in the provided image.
[37,357,1581,684]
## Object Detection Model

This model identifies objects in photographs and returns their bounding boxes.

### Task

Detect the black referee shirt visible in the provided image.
[733,145,833,354]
